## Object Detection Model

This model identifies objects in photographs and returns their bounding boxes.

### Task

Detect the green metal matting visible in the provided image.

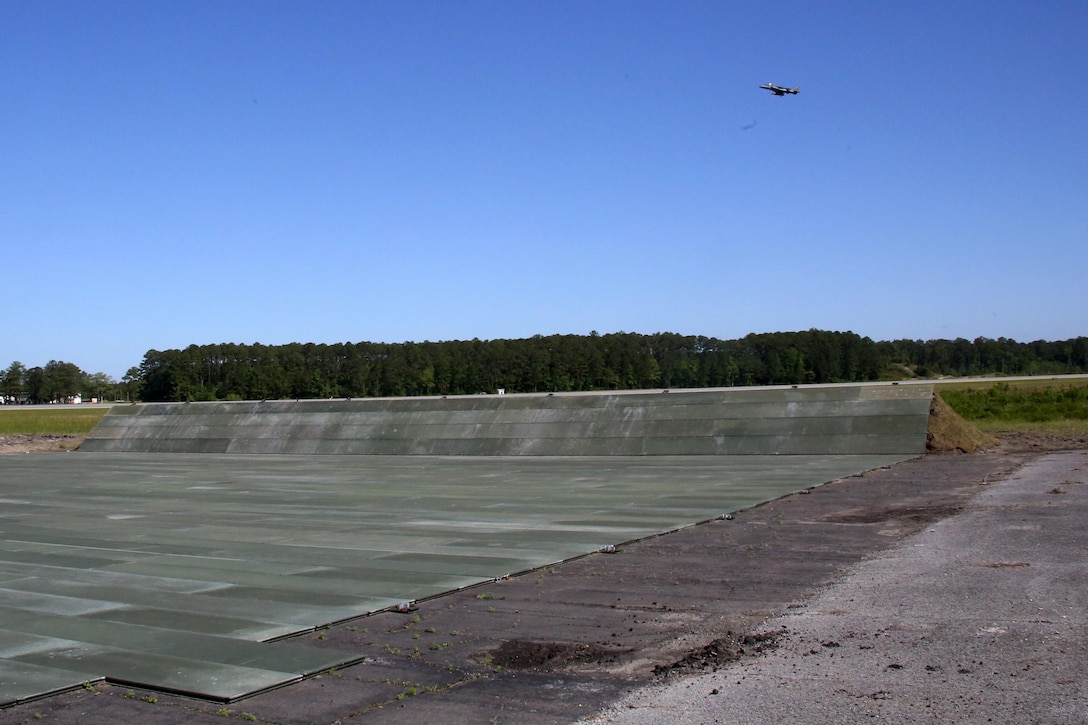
[81,384,933,456]
[0,451,914,705]
[1,384,933,704]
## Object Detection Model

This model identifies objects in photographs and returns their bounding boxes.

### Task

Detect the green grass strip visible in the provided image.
[0,408,110,435]
[938,379,1088,434]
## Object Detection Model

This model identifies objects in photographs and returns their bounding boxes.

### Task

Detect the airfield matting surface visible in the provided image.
[81,385,933,456]
[0,452,914,705]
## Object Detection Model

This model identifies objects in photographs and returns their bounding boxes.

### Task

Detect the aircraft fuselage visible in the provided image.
[761,83,799,96]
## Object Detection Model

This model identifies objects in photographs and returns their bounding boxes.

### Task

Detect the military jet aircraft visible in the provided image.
[760,82,799,96]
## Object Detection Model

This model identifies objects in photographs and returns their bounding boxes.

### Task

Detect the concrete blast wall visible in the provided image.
[81,384,934,456]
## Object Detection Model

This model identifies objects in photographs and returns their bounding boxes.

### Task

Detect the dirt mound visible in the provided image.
[652,630,782,678]
[926,394,998,453]
[489,639,633,670]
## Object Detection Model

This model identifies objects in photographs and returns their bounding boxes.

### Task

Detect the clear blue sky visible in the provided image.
[3,1,1085,379]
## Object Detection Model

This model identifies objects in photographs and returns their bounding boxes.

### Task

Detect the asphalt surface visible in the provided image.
[1,448,1083,723]
[590,450,1088,725]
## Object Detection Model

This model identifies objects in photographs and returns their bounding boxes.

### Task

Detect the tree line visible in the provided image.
[0,360,137,405]
[130,331,1088,403]
[5,331,1085,405]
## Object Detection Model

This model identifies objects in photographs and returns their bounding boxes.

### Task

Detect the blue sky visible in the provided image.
[3,1,1085,379]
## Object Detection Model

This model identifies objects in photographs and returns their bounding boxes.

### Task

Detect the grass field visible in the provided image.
[937,378,1088,434]
[0,407,111,436]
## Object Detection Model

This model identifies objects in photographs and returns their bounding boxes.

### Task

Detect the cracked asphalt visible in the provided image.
[590,451,1088,725]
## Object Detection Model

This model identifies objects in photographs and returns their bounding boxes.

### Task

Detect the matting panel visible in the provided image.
[81,384,933,456]
[0,450,916,702]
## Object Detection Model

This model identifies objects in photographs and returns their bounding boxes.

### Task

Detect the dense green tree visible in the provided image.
[25,366,45,402]
[23,360,84,403]
[82,372,116,402]
[1,361,27,400]
[120,367,141,402]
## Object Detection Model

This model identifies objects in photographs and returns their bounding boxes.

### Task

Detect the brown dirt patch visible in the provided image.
[489,639,634,670]
[993,431,1088,453]
[824,503,966,526]
[0,434,83,454]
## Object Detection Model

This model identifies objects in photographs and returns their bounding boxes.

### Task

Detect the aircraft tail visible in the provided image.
[791,86,799,94]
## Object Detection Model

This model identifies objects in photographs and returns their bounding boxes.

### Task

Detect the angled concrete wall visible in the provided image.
[81,384,933,456]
